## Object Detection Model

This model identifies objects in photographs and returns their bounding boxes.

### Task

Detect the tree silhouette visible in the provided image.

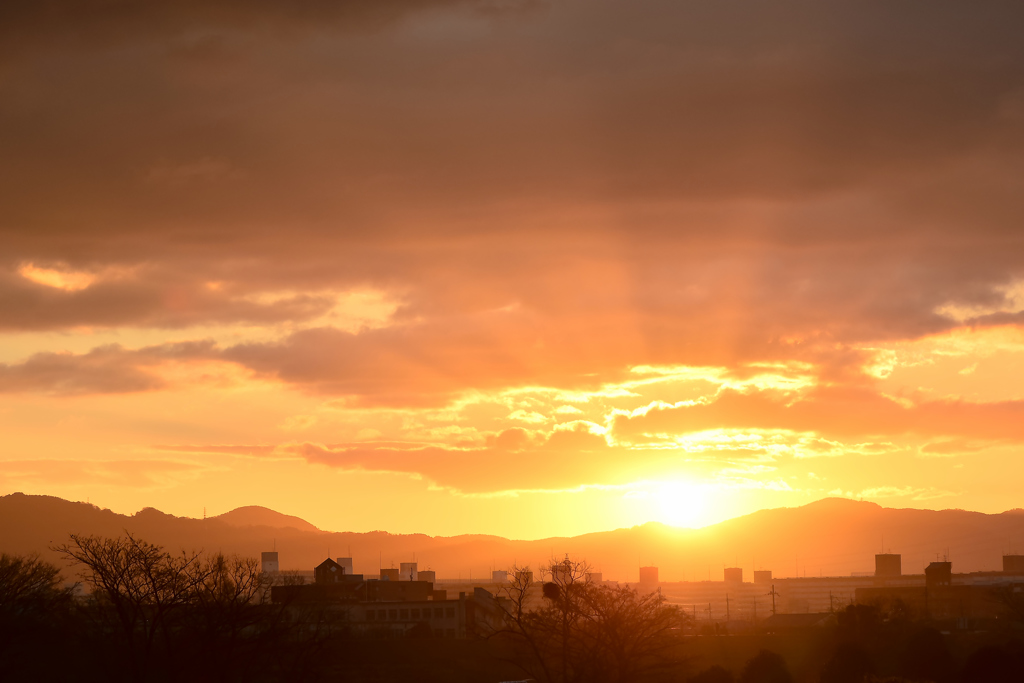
[959,645,1022,683]
[56,532,211,679]
[485,558,688,683]
[738,650,793,683]
[820,643,875,683]
[898,628,954,683]
[0,553,78,681]
[689,665,735,683]
[0,552,75,616]
[55,533,325,683]
[992,585,1024,624]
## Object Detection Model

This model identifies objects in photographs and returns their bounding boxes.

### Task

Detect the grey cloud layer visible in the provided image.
[0,269,337,331]
[0,341,215,395]
[1,0,1023,398]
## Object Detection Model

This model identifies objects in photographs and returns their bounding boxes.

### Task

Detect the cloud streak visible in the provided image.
[610,388,1024,444]
[0,342,215,395]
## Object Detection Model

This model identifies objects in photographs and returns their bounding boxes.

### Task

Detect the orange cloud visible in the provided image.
[609,387,1024,444]
[3,0,1024,534]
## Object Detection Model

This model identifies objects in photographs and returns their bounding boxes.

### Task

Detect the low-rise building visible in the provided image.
[269,558,509,639]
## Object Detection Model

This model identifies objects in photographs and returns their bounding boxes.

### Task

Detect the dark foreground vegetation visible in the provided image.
[0,535,331,683]
[2,539,1024,682]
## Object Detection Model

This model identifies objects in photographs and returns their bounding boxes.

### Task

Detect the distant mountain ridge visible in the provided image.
[2,493,1024,583]
[212,506,320,533]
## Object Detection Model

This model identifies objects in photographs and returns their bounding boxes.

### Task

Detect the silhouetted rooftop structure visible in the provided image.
[875,553,901,578]
[925,561,952,587]
[315,557,358,584]
[639,566,659,585]
[1003,555,1024,573]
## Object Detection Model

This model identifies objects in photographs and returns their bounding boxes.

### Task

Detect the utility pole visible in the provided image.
[726,594,730,621]
[768,584,779,616]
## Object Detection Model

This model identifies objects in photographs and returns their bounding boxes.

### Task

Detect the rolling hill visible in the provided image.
[2,492,1023,583]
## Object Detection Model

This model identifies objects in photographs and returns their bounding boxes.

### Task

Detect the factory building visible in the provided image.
[857,558,1024,623]
[639,566,659,586]
[925,561,953,587]
[875,554,902,578]
[1003,555,1024,573]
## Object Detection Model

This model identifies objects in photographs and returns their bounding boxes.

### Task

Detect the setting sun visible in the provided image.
[654,481,711,529]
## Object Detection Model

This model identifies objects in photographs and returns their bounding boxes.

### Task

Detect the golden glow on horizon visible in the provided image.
[3,335,1024,537]
[3,0,1024,540]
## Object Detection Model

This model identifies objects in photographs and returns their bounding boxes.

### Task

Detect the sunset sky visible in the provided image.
[2,0,1024,539]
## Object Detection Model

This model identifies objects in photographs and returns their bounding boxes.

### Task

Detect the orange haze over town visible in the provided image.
[3,0,1024,539]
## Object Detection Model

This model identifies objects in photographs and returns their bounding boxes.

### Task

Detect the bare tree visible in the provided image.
[583,584,689,683]
[53,533,309,683]
[184,554,273,655]
[486,558,689,683]
[0,553,75,616]
[0,554,78,680]
[55,532,211,677]
[991,584,1024,624]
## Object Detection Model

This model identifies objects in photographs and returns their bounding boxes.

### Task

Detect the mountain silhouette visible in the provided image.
[3,493,1023,582]
[211,505,320,533]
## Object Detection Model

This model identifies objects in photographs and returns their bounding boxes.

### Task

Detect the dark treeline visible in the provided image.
[683,599,1024,683]
[2,539,1024,682]
[815,601,1024,683]
[0,535,333,683]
